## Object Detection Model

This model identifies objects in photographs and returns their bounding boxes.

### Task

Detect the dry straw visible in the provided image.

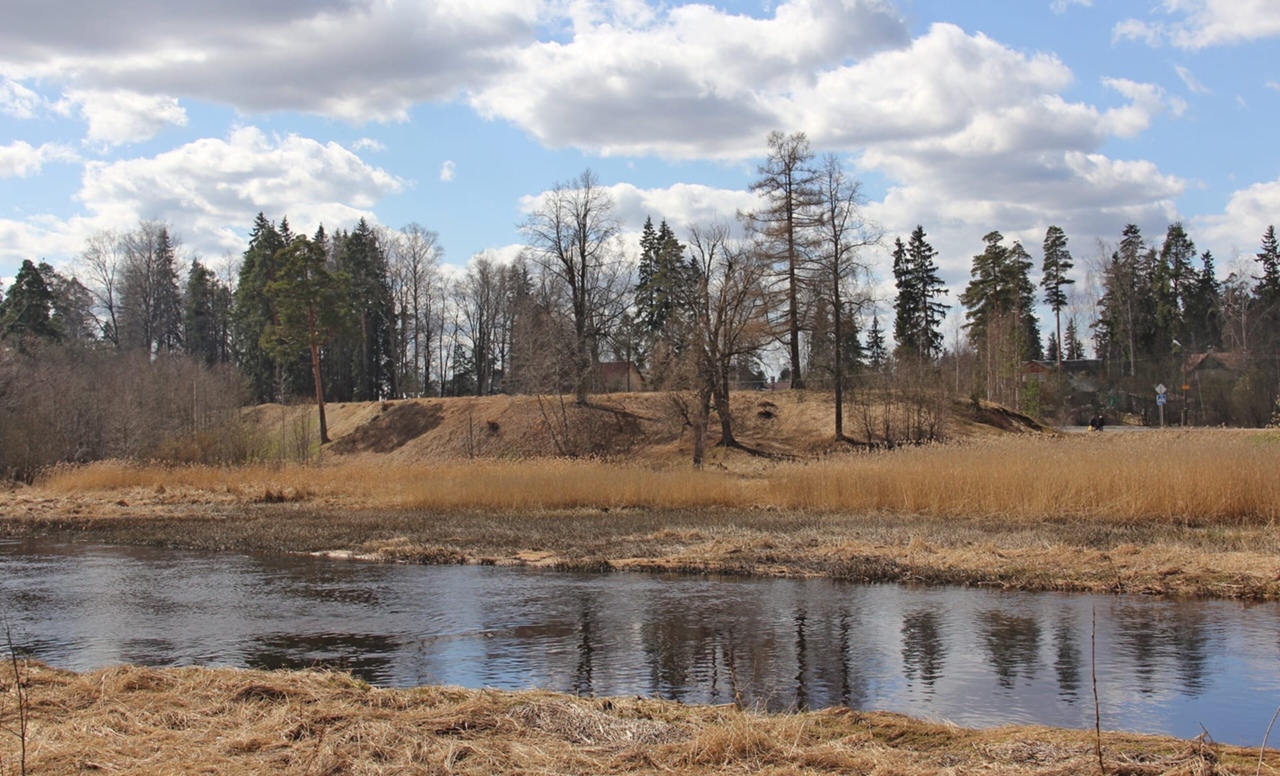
[4,662,1269,774]
[40,430,1280,525]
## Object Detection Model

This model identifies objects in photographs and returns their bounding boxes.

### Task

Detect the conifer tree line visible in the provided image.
[5,132,1280,474]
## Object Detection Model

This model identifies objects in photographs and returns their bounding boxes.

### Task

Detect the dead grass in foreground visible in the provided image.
[34,429,1280,523]
[2,662,1271,775]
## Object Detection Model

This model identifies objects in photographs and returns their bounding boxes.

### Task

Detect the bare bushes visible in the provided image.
[850,363,949,447]
[0,343,250,480]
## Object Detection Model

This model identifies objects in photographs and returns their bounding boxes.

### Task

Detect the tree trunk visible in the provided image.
[833,296,844,441]
[692,387,711,469]
[715,365,736,448]
[308,311,329,444]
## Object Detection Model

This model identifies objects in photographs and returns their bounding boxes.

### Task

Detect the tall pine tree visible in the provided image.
[1040,225,1074,371]
[0,259,60,348]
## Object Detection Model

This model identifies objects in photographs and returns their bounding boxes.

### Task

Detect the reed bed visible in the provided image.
[3,662,1266,775]
[769,430,1280,523]
[38,430,1280,524]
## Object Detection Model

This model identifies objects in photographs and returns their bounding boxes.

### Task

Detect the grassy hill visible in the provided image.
[245,390,1047,466]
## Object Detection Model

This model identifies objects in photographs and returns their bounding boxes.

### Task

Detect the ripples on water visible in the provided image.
[1,539,1277,746]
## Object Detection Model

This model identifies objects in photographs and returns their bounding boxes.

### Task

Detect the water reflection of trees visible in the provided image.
[243,632,398,684]
[1112,604,1212,695]
[979,611,1042,689]
[639,588,878,711]
[1053,620,1082,701]
[901,609,945,693]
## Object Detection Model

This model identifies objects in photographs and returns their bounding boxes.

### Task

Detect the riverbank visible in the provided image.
[4,429,1280,599]
[2,490,1278,600]
[2,661,1271,774]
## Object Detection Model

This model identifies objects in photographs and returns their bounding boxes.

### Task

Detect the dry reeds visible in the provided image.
[4,662,1269,775]
[38,430,1280,525]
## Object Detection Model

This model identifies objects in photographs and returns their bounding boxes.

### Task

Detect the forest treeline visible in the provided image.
[3,132,1280,477]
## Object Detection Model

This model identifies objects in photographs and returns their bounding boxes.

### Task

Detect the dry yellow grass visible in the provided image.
[2,661,1269,775]
[37,429,1280,524]
[9,429,1279,600]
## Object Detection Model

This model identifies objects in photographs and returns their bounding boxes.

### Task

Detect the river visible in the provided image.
[1,538,1277,746]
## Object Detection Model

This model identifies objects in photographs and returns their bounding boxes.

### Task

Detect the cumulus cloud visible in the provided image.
[0,0,538,122]
[440,160,456,182]
[0,141,78,179]
[0,79,44,118]
[58,89,188,145]
[0,126,404,273]
[607,182,761,236]
[471,0,909,158]
[352,138,386,152]
[1101,78,1186,137]
[1197,178,1280,254]
[1115,0,1280,49]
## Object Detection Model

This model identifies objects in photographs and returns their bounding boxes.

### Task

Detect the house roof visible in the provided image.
[1183,352,1248,373]
[598,361,641,379]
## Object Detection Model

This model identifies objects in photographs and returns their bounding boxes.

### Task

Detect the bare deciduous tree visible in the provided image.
[520,169,628,405]
[388,223,443,396]
[460,251,505,396]
[78,229,126,346]
[681,220,774,468]
[812,153,879,440]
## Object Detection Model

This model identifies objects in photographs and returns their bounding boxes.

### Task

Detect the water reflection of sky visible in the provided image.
[1,539,1277,747]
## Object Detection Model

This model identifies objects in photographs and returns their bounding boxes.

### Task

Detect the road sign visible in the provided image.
[1156,394,1167,406]
[1155,383,1167,395]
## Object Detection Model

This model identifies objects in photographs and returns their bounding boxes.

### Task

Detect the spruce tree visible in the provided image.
[1182,250,1222,352]
[1255,226,1280,354]
[337,219,396,401]
[633,216,691,372]
[1154,222,1196,356]
[892,226,948,361]
[866,315,887,371]
[1255,225,1280,307]
[184,260,233,365]
[234,213,287,403]
[1064,317,1085,361]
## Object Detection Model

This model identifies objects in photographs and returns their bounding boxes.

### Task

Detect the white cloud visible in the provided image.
[1197,178,1280,255]
[1267,80,1280,91]
[471,0,909,158]
[1116,0,1280,49]
[59,89,188,145]
[1112,19,1165,47]
[1100,78,1186,137]
[0,1,539,122]
[352,138,386,152]
[1050,0,1091,14]
[607,182,761,236]
[0,79,44,118]
[0,141,78,179]
[0,127,404,273]
[440,160,456,182]
[1174,65,1212,95]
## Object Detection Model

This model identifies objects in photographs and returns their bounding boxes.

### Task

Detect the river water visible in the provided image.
[1,538,1277,746]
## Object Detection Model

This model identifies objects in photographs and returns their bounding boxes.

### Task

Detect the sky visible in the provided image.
[1,0,1279,327]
